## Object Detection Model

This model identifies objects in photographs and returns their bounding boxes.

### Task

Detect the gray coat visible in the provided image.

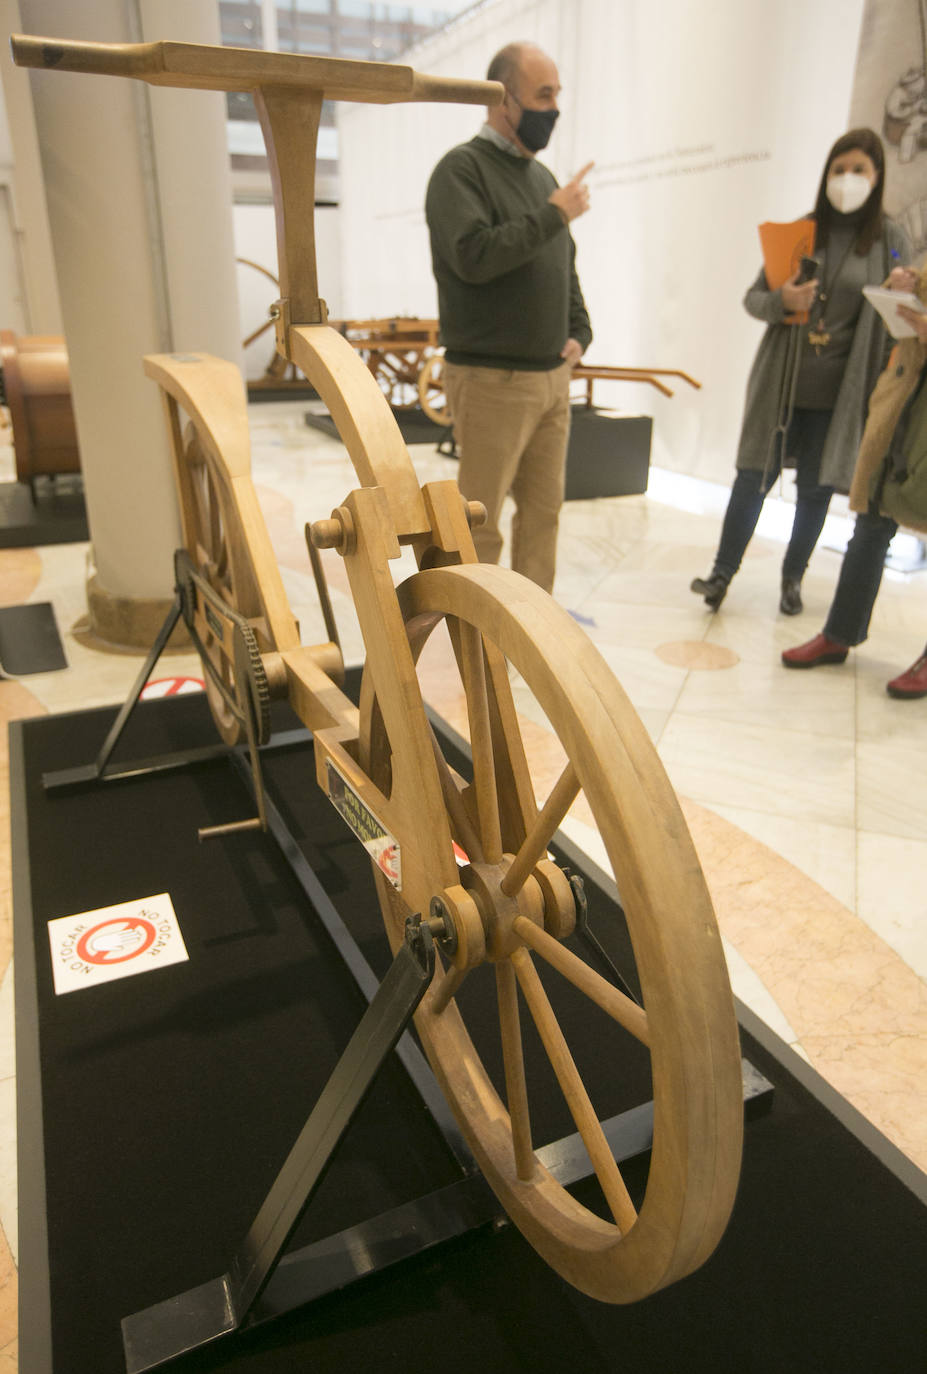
[735,216,912,492]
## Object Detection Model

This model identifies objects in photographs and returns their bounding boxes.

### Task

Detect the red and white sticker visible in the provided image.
[47,893,189,995]
[141,677,205,699]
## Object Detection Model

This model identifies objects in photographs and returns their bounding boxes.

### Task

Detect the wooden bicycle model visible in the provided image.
[14,32,743,1336]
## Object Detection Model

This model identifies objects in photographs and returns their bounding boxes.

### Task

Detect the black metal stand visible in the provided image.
[121,917,443,1372]
[42,568,268,834]
[41,594,225,791]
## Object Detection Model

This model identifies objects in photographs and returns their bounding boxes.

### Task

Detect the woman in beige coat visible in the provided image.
[782,263,927,698]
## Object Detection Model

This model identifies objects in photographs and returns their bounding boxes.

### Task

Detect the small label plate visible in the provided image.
[326,760,401,890]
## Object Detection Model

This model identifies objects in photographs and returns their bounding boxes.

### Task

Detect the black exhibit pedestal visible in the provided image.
[565,406,651,500]
[0,475,88,548]
[11,689,927,1374]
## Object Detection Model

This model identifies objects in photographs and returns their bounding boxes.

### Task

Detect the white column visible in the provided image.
[18,0,242,646]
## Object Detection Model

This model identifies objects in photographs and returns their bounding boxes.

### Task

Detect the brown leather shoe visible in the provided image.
[886,652,927,699]
[781,633,848,668]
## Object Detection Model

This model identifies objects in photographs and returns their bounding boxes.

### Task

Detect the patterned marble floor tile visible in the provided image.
[856,737,927,842]
[0,1077,15,1265]
[658,712,856,827]
[855,665,927,746]
[799,1032,927,1174]
[679,797,927,1171]
[0,1226,15,1372]
[857,832,927,980]
[0,547,42,606]
[0,965,12,1085]
[673,652,857,739]
[704,803,857,911]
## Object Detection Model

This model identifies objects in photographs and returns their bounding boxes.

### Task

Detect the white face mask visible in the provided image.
[826,171,874,215]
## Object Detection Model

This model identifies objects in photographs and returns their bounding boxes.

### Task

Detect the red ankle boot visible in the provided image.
[781,633,849,668]
[886,652,927,699]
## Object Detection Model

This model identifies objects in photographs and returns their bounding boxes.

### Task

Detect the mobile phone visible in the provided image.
[796,255,819,284]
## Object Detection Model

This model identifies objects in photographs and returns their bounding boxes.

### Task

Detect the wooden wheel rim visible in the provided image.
[418,353,452,426]
[364,563,742,1303]
[179,427,260,745]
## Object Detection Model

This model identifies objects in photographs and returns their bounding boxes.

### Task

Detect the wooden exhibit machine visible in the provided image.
[13,34,745,1372]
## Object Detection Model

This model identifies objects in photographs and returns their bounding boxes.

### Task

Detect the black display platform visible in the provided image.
[12,688,927,1374]
[565,406,651,500]
[305,406,446,447]
[0,602,67,676]
[0,476,88,548]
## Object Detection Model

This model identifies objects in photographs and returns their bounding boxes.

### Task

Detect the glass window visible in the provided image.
[219,0,262,46]
[223,0,473,179]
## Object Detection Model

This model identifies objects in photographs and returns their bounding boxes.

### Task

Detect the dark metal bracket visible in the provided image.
[41,558,268,836]
[40,592,228,792]
[121,916,439,1373]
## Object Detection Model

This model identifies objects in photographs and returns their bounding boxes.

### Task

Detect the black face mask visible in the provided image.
[507,93,559,152]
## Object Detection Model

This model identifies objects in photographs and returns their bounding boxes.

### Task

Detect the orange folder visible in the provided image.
[758,218,816,289]
[758,218,816,323]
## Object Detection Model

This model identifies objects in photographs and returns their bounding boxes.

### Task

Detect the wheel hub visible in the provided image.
[461,857,545,961]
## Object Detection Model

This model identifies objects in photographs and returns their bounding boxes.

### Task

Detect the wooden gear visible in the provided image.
[12,34,743,1307]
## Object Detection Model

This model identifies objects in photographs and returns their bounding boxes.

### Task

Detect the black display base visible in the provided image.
[304,406,447,446]
[0,475,88,548]
[12,689,927,1374]
[0,602,67,676]
[565,406,652,500]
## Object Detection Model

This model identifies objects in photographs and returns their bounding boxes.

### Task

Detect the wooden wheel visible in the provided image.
[360,563,742,1303]
[417,352,452,426]
[146,352,306,751]
[177,423,266,745]
[368,349,423,409]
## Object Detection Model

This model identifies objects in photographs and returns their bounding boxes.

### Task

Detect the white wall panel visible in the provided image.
[338,0,868,485]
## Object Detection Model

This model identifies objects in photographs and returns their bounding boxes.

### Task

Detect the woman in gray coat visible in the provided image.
[691,128,911,615]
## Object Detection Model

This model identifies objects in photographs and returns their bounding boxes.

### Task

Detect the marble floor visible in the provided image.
[1,398,926,1367]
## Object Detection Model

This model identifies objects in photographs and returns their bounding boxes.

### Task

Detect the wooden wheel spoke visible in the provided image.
[482,645,539,839]
[511,947,637,1234]
[207,474,224,570]
[458,619,503,863]
[512,916,650,1047]
[427,722,484,863]
[496,961,535,1179]
[501,761,580,897]
[430,961,468,1015]
[190,468,211,556]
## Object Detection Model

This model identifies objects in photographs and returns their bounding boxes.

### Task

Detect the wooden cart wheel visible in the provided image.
[176,421,266,745]
[417,352,452,426]
[359,562,743,1303]
[368,349,423,409]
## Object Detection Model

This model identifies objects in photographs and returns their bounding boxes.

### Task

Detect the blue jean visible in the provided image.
[713,408,834,582]
[823,510,898,647]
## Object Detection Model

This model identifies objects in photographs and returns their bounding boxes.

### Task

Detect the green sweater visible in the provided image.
[425,135,592,370]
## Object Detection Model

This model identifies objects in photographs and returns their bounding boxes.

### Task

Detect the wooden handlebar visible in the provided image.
[9,34,503,106]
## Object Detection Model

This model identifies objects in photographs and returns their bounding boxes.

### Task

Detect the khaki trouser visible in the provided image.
[444,360,572,595]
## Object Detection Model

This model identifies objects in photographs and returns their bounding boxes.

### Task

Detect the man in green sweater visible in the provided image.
[425,41,593,594]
